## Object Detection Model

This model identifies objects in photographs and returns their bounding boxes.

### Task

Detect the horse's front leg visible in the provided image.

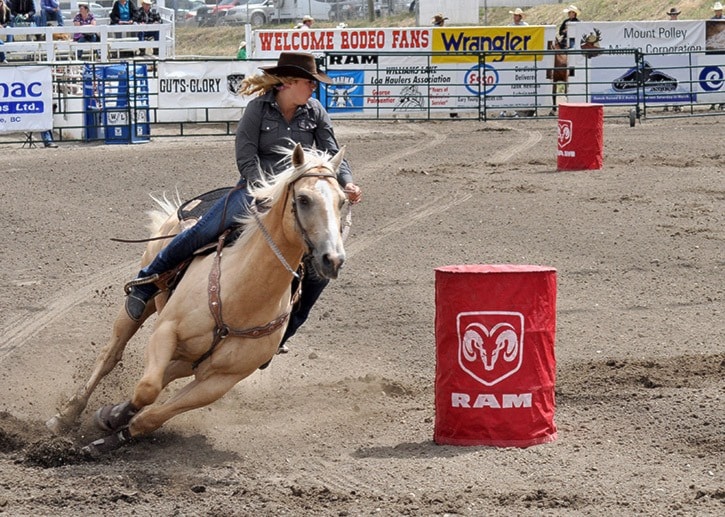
[46,303,153,434]
[130,371,246,437]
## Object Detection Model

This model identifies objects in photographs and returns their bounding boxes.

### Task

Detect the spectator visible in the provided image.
[73,2,98,59]
[10,0,39,27]
[666,7,680,20]
[135,0,160,56]
[1,0,10,53]
[40,0,63,26]
[236,40,246,60]
[431,13,447,27]
[558,5,580,49]
[40,130,58,148]
[713,2,723,19]
[509,8,528,26]
[294,14,313,29]
[110,0,137,26]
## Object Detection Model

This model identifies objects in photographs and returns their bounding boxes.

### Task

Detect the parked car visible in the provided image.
[171,0,207,25]
[218,0,274,27]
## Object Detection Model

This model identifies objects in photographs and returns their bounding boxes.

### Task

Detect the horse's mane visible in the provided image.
[235,146,336,226]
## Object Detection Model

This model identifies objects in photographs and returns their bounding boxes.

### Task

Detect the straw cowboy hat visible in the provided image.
[666,7,681,15]
[261,52,332,84]
[431,13,448,25]
[563,5,580,15]
[509,8,525,16]
[302,15,314,22]
[713,2,723,10]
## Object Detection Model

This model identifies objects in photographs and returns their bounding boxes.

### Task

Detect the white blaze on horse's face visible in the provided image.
[294,176,346,279]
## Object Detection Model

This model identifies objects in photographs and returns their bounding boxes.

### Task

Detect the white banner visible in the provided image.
[568,21,707,104]
[157,61,275,109]
[0,66,53,134]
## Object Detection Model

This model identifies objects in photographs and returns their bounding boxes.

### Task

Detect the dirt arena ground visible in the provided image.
[0,114,723,515]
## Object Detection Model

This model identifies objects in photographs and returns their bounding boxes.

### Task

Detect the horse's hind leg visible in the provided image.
[46,303,154,434]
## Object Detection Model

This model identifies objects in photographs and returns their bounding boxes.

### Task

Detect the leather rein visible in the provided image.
[192,167,339,370]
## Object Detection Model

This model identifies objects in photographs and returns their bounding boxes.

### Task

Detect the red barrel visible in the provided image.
[434,265,557,447]
[557,102,604,171]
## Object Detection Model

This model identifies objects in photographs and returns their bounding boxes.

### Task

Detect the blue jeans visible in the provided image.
[41,130,53,143]
[41,9,64,26]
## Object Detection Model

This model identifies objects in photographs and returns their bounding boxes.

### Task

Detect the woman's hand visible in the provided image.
[344,183,362,204]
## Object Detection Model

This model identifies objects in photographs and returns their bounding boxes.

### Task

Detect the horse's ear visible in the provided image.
[292,143,305,168]
[329,146,346,171]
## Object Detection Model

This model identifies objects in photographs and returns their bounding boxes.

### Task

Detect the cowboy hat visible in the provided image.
[666,7,681,15]
[431,13,447,23]
[563,5,580,15]
[509,8,525,16]
[302,15,314,22]
[713,2,723,10]
[261,52,332,84]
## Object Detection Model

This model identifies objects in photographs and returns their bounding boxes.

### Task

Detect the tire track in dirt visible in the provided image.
[0,261,135,362]
[487,126,543,164]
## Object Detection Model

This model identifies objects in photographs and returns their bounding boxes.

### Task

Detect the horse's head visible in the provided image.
[285,144,348,280]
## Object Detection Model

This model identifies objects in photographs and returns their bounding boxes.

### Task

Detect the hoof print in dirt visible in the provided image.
[24,437,90,468]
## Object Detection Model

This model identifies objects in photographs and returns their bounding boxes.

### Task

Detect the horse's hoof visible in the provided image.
[82,427,132,457]
[94,400,138,433]
[46,415,67,435]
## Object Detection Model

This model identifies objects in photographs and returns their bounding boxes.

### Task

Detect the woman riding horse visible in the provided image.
[125,52,363,349]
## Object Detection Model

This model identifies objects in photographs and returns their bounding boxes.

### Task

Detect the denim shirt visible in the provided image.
[235,89,353,188]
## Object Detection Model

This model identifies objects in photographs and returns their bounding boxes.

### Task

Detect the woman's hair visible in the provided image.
[239,73,301,97]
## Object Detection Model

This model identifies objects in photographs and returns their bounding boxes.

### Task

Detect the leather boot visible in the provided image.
[125,284,157,321]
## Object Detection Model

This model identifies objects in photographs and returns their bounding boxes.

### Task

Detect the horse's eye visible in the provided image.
[297,195,310,208]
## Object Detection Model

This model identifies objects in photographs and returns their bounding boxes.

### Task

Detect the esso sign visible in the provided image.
[464,64,499,96]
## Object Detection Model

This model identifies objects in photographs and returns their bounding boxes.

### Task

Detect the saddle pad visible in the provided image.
[177,187,233,223]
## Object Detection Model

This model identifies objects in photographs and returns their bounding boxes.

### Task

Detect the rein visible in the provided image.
[193,166,336,370]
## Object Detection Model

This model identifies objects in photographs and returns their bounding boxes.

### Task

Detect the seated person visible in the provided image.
[110,0,137,26]
[10,0,38,26]
[40,0,63,26]
[73,2,98,59]
[134,0,160,55]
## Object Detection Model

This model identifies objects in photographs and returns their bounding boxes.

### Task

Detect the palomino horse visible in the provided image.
[46,144,349,453]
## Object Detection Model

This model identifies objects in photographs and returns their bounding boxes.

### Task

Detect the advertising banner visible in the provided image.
[568,21,706,104]
[157,61,274,109]
[253,26,555,114]
[0,66,53,134]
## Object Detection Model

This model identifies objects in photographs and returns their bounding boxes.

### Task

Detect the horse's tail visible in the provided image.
[147,191,182,238]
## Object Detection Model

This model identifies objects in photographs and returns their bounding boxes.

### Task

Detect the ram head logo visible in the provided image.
[457,312,525,386]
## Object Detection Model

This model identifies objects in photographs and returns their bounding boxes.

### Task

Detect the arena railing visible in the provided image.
[1,48,723,146]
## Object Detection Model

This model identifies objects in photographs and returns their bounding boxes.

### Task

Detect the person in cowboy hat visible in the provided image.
[508,8,528,26]
[295,14,313,29]
[557,5,580,49]
[431,13,447,27]
[712,2,724,19]
[666,7,681,20]
[124,52,362,354]
[135,0,161,55]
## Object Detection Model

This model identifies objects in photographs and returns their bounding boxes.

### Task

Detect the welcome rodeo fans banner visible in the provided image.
[0,66,53,134]
[567,20,725,106]
[252,26,556,115]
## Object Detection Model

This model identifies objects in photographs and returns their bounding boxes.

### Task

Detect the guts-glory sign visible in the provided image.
[434,264,558,447]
